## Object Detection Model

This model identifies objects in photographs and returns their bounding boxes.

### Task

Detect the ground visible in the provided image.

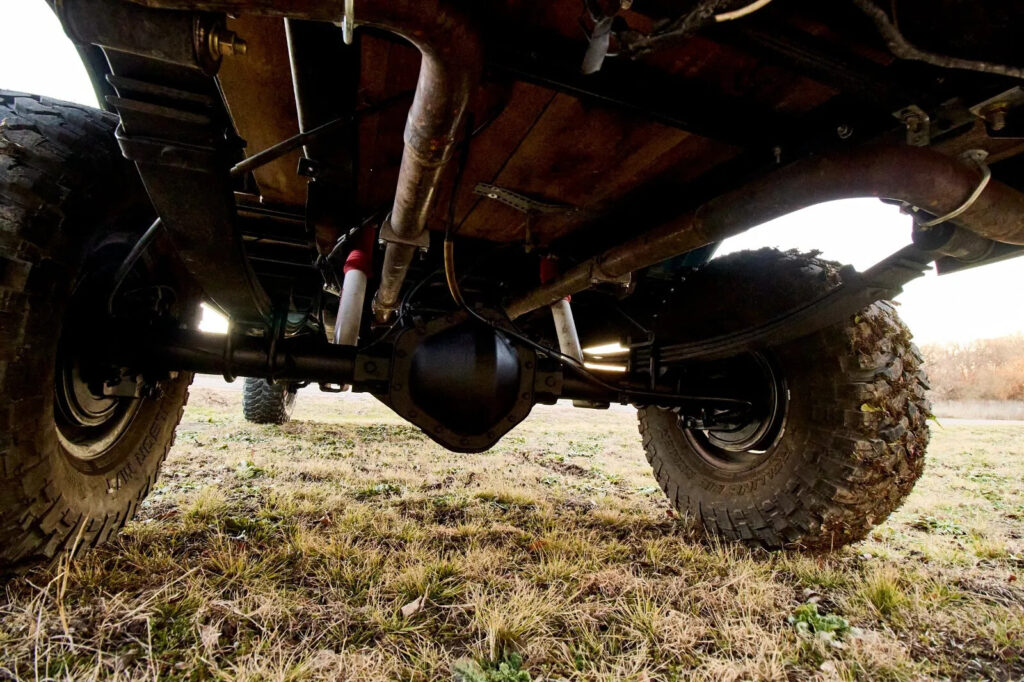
[1,381,1023,681]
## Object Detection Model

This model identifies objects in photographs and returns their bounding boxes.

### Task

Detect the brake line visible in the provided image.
[106,217,163,316]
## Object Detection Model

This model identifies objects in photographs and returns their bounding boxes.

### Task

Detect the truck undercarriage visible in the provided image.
[2,0,1024,562]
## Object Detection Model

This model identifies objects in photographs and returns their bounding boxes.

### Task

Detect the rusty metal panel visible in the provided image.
[218,16,306,207]
[454,93,737,244]
[356,36,420,212]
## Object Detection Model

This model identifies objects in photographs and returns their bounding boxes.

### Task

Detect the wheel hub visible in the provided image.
[679,353,788,472]
[55,343,143,462]
[53,239,148,463]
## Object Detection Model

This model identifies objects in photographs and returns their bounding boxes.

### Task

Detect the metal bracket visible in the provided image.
[533,366,563,403]
[474,183,583,216]
[379,216,430,250]
[582,15,615,75]
[590,261,632,286]
[912,149,991,228]
[970,86,1024,138]
[296,156,353,184]
[352,354,390,384]
[893,105,930,147]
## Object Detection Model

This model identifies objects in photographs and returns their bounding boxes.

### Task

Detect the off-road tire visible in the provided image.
[638,249,930,551]
[0,91,193,571]
[242,378,296,424]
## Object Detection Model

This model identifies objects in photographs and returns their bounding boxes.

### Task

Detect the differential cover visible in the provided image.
[409,323,521,434]
[381,312,544,452]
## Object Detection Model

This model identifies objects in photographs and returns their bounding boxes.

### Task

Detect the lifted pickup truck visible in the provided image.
[3,0,1024,567]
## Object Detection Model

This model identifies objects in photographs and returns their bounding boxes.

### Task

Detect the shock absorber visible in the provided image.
[334,227,375,346]
[541,258,608,409]
[541,257,584,363]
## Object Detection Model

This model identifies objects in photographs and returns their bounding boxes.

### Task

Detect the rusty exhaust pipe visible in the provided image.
[506,145,1024,319]
[120,0,481,322]
[353,2,482,321]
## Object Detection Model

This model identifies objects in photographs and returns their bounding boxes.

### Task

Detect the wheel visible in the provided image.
[0,92,194,571]
[242,377,297,424]
[638,248,930,551]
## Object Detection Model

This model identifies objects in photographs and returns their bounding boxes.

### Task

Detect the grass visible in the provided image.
[1,384,1023,680]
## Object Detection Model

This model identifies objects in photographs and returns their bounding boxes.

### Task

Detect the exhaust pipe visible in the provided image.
[359,2,482,321]
[506,145,1024,319]
[118,0,482,322]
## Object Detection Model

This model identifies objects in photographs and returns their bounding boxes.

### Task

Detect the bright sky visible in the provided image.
[4,2,1023,345]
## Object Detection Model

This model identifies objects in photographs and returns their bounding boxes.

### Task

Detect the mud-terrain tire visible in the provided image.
[0,91,193,571]
[242,378,296,424]
[638,249,930,551]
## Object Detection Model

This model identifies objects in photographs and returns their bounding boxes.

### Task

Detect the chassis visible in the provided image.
[2,0,1024,562]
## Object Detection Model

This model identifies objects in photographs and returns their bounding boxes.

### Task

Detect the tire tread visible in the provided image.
[638,250,930,551]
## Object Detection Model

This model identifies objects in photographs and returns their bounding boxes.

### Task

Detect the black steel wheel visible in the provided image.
[638,249,931,550]
[0,92,194,571]
[678,351,789,472]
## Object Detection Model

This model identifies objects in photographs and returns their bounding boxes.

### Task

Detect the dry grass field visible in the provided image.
[2,382,1023,681]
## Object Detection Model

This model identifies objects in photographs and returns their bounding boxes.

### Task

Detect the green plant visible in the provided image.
[788,603,856,647]
[354,481,404,500]
[910,515,967,536]
[235,459,267,479]
[452,653,531,682]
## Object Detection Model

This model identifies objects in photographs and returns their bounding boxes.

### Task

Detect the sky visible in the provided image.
[4,2,1024,345]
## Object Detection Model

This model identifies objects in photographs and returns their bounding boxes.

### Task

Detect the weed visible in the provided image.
[969,534,1009,559]
[788,603,857,649]
[860,568,907,618]
[910,515,967,536]
[354,481,404,500]
[235,459,268,479]
[452,653,531,682]
[184,486,227,524]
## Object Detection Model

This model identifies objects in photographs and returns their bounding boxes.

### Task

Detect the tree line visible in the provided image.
[920,334,1024,401]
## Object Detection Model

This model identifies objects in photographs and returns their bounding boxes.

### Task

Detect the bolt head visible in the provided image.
[210,29,247,58]
[983,103,1010,132]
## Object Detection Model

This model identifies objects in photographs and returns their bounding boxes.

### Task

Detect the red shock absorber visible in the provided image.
[334,227,376,346]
